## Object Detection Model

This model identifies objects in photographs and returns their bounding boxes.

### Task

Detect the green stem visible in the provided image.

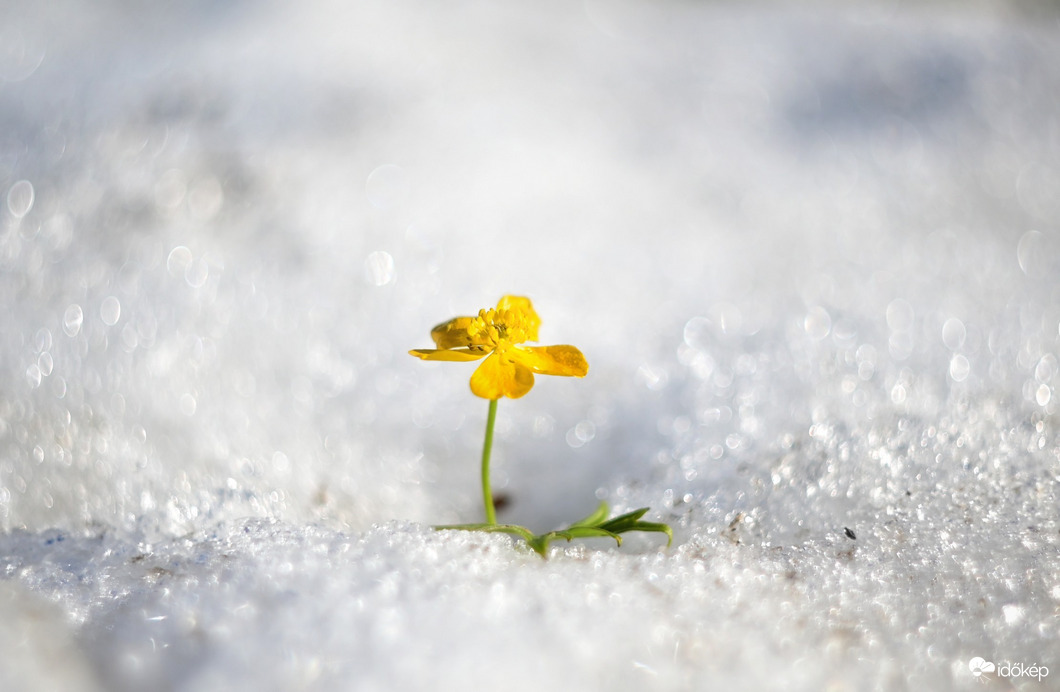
[481,398,499,525]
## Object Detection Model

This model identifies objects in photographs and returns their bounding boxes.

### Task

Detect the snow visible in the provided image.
[2,1,1059,690]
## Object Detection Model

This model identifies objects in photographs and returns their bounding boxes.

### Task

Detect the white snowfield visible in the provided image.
[1,1,1058,690]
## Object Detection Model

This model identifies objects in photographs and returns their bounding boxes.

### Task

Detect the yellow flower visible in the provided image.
[409,295,589,399]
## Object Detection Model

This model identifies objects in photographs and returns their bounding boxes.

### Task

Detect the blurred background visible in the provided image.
[2,2,1060,688]
[2,0,1060,533]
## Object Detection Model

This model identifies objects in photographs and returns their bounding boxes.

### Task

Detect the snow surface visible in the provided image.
[2,1,1060,690]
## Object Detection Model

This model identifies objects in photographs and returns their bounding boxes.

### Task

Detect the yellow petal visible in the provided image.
[409,348,487,362]
[470,352,535,399]
[511,345,588,377]
[430,317,492,349]
[496,295,541,342]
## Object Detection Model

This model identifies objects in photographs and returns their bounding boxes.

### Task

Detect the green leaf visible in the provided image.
[569,501,611,528]
[434,503,673,557]
[597,509,674,547]
[624,521,673,546]
[561,526,623,544]
[599,508,651,532]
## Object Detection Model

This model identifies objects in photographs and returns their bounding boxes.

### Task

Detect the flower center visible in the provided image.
[468,306,533,353]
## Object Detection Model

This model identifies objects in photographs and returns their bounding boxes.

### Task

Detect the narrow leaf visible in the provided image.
[626,521,674,546]
[599,508,651,532]
[569,501,611,528]
[562,526,623,545]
